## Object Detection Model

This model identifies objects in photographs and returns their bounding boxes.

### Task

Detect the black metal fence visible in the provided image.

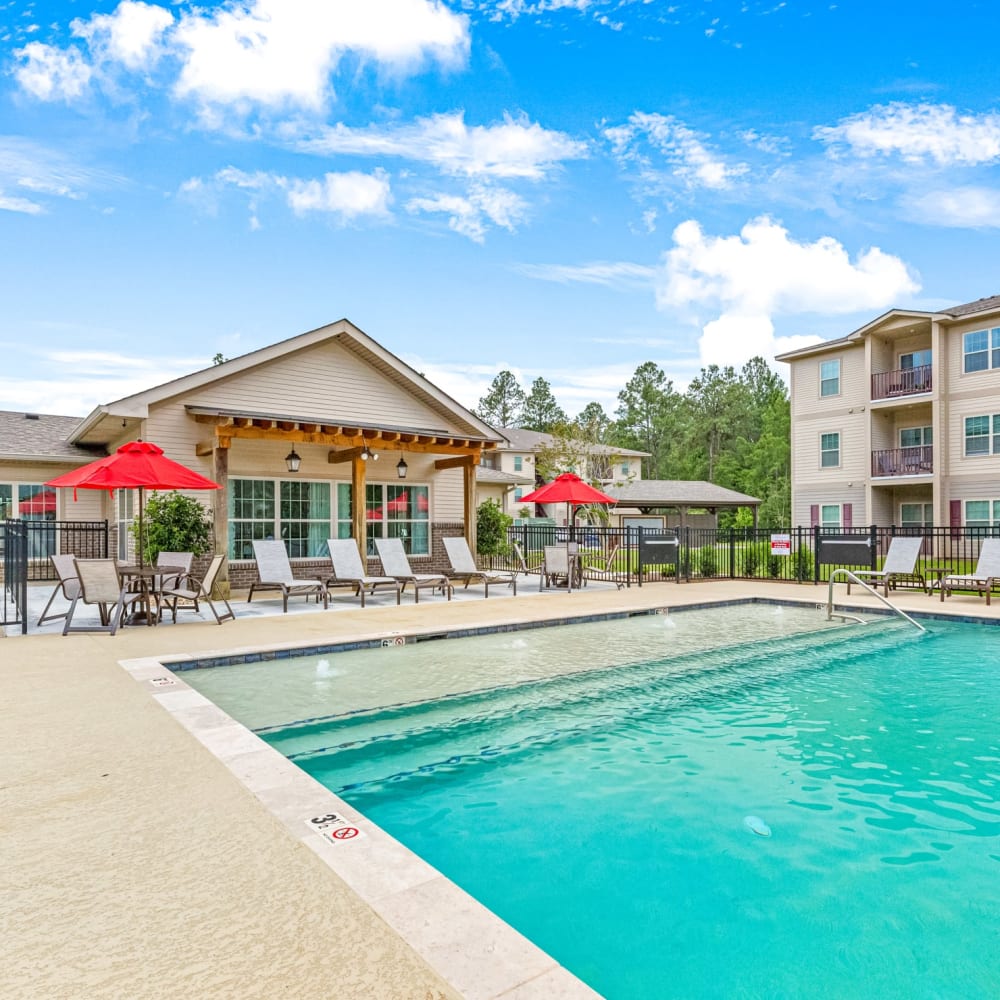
[494,523,1000,591]
[2,519,108,633]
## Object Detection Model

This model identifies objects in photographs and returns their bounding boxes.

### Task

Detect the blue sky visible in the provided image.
[2,0,1000,419]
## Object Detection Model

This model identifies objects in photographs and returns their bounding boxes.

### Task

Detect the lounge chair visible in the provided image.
[327,539,402,607]
[247,540,328,612]
[940,538,1000,605]
[846,536,925,596]
[374,537,452,603]
[158,554,236,624]
[62,558,138,635]
[442,536,517,598]
[37,553,81,626]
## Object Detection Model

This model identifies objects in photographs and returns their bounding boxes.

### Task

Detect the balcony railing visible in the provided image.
[871,446,933,477]
[871,364,932,401]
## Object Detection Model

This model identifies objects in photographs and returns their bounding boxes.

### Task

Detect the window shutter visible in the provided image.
[950,499,962,538]
[810,504,819,527]
[843,503,853,528]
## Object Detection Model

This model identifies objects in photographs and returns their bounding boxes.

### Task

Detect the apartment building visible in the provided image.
[776,293,1000,531]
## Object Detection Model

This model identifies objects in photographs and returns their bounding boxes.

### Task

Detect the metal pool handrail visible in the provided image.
[827,568,926,632]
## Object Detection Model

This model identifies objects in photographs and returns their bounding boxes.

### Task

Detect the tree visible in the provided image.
[521,377,567,432]
[476,499,512,556]
[615,362,682,477]
[476,370,525,428]
[575,402,612,443]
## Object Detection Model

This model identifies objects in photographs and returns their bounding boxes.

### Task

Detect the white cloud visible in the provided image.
[513,261,656,288]
[657,216,920,367]
[605,112,748,191]
[815,103,1000,166]
[0,193,44,214]
[904,186,1000,229]
[288,168,392,219]
[294,111,587,180]
[173,0,469,111]
[14,42,92,101]
[73,1,173,70]
[0,137,117,211]
[406,182,526,241]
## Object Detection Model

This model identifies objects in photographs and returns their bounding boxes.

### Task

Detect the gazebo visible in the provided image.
[602,480,761,528]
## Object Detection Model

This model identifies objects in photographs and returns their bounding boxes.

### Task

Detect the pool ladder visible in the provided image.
[826,568,926,632]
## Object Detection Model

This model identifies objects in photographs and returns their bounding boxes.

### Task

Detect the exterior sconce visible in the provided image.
[361,445,378,461]
[285,447,301,473]
[397,455,408,479]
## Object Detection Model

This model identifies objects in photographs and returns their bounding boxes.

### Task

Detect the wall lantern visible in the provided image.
[396,455,408,479]
[285,447,301,473]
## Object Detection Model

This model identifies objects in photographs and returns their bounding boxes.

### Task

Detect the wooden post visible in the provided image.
[352,456,366,561]
[213,441,230,596]
[464,461,477,554]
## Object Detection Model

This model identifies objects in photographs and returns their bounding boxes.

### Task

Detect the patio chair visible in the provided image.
[442,536,517,598]
[247,540,328,612]
[153,551,194,591]
[158,554,236,624]
[326,539,402,607]
[846,536,925,596]
[37,553,82,626]
[579,538,625,591]
[374,537,452,603]
[940,538,1000,605]
[62,558,138,636]
[541,545,573,591]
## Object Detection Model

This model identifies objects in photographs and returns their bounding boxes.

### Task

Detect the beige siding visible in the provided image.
[183,340,455,431]
[789,345,866,419]
[793,485,866,527]
[1,461,106,520]
[790,413,867,486]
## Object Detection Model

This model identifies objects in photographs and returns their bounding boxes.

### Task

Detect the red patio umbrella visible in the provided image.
[518,472,616,529]
[46,440,221,566]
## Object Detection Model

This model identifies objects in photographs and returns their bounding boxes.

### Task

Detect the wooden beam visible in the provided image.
[435,454,478,470]
[195,439,220,457]
[328,447,365,464]
[464,462,477,551]
[213,445,230,597]
[352,457,366,560]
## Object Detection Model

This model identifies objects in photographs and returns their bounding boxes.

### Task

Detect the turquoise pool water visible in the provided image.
[185,609,1000,999]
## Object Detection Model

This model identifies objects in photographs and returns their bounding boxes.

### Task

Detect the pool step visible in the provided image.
[262,620,925,791]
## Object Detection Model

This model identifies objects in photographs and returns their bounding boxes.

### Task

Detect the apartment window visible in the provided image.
[514,488,524,503]
[820,432,840,468]
[964,415,1000,456]
[365,483,430,556]
[963,328,1000,373]
[821,504,842,529]
[621,462,630,476]
[229,479,331,559]
[965,500,1000,530]
[820,359,840,397]
[514,455,523,472]
[900,426,932,448]
[900,349,932,370]
[901,503,933,528]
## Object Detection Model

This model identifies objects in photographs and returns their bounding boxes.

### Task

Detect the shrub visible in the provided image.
[697,544,717,578]
[743,542,761,578]
[767,554,782,579]
[132,491,213,564]
[477,499,512,556]
[793,543,813,582]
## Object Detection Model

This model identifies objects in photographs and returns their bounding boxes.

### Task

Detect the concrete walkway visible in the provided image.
[4,577,997,999]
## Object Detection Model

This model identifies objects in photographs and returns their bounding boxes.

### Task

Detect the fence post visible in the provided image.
[728,530,736,579]
[869,523,877,571]
[813,524,821,584]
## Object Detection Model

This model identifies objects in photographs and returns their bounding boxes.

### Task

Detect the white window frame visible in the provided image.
[899,425,932,448]
[963,328,1000,374]
[964,499,1000,530]
[900,349,932,370]
[964,414,1000,457]
[900,502,933,528]
[819,359,841,397]
[820,504,842,529]
[820,431,840,469]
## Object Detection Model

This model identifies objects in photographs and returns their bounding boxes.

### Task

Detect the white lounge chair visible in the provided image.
[158,554,236,624]
[846,536,925,596]
[443,536,517,598]
[327,539,402,607]
[940,538,1000,605]
[247,540,328,612]
[374,537,452,603]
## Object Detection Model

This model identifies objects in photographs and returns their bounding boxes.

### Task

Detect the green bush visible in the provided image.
[742,542,761,578]
[767,554,782,578]
[697,544,717,578]
[132,491,213,564]
[476,499,512,556]
[793,543,813,582]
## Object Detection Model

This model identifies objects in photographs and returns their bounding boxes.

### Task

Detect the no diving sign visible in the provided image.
[306,812,364,843]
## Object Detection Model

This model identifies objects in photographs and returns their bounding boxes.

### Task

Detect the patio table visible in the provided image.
[118,564,185,626]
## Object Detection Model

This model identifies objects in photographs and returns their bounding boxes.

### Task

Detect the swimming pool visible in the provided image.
[181,607,1000,999]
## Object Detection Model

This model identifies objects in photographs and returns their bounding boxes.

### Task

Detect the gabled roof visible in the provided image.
[476,467,535,486]
[775,293,1000,363]
[497,426,649,458]
[604,480,760,508]
[0,410,104,464]
[70,319,501,447]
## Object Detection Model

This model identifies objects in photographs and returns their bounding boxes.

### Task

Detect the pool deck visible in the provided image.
[5,577,999,999]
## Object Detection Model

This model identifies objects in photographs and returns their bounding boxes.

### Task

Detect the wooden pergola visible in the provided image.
[188,406,498,559]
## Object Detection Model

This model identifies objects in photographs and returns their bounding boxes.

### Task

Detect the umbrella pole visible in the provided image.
[138,486,145,568]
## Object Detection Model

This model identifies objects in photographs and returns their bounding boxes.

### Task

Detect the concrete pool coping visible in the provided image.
[7,579,1000,998]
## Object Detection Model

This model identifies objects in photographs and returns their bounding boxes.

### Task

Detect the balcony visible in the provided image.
[871,446,933,478]
[871,364,932,401]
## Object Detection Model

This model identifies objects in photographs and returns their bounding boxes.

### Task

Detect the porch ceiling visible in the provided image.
[187,406,498,457]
